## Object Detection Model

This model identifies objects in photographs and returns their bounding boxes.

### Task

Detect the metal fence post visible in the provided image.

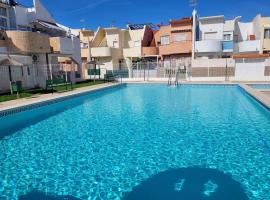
[147,61,150,81]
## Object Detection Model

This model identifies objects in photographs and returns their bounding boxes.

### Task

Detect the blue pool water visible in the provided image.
[249,84,270,90]
[0,84,270,200]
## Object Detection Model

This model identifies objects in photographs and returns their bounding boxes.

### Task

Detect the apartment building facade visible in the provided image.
[190,10,270,81]
[193,12,268,58]
[193,14,242,58]
[79,24,155,79]
[154,18,193,68]
[0,0,82,92]
[258,15,270,54]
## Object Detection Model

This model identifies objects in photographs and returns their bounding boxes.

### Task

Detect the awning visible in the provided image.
[36,20,65,32]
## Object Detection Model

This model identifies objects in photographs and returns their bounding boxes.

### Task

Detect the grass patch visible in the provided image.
[73,80,104,89]
[0,80,105,103]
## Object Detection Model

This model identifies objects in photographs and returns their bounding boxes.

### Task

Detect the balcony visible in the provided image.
[6,31,50,54]
[123,47,141,57]
[91,47,112,57]
[142,47,159,56]
[238,40,260,53]
[50,37,74,55]
[159,41,192,56]
[222,40,234,52]
[195,40,222,53]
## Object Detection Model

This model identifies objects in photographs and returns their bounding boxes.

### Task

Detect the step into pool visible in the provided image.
[0,84,269,200]
[249,84,270,90]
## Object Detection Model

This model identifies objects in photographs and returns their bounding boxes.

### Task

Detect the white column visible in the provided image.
[48,54,53,80]
[192,9,197,60]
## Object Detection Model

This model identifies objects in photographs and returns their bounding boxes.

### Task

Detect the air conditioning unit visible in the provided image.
[32,54,39,62]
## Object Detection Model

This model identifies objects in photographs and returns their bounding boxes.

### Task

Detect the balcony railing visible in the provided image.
[50,37,74,55]
[222,40,234,52]
[142,47,159,56]
[238,40,260,53]
[5,31,51,54]
[159,40,192,55]
[195,40,222,53]
[123,47,141,57]
[91,47,112,57]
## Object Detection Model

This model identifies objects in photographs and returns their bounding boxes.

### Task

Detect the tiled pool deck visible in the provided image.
[0,83,120,115]
[0,82,269,115]
[239,84,270,110]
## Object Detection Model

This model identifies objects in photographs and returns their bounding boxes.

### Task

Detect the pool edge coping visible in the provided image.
[0,83,124,117]
[239,84,270,111]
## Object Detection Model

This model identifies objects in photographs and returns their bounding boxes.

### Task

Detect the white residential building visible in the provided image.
[193,14,240,58]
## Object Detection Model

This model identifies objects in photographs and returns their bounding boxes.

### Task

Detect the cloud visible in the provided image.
[69,0,112,13]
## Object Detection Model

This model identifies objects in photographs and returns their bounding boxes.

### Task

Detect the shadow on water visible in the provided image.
[122,167,249,200]
[19,190,81,200]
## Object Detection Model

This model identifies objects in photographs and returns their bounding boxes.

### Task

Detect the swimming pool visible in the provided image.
[0,84,270,200]
[249,84,270,90]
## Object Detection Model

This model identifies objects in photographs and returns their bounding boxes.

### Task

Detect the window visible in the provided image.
[80,42,88,49]
[113,40,118,48]
[174,34,187,42]
[0,7,7,17]
[134,41,140,47]
[160,36,170,45]
[223,34,231,41]
[0,17,7,29]
[264,29,270,39]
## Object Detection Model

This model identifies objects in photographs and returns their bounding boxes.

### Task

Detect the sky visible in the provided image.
[18,0,270,30]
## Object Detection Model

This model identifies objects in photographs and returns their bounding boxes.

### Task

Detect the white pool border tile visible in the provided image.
[0,83,123,117]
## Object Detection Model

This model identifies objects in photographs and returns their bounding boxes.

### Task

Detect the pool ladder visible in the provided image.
[168,70,180,86]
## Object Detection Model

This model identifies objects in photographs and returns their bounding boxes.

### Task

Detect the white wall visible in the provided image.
[192,58,235,68]
[252,14,261,41]
[237,22,253,41]
[127,29,144,48]
[238,40,261,52]
[71,36,82,65]
[14,6,30,28]
[199,19,224,40]
[59,37,73,54]
[105,30,121,48]
[14,0,56,28]
[235,59,269,81]
[0,54,49,92]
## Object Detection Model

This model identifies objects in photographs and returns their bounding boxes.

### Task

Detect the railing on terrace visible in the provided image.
[109,59,270,82]
[157,40,192,46]
[1,60,270,94]
[0,64,81,93]
[3,27,78,38]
